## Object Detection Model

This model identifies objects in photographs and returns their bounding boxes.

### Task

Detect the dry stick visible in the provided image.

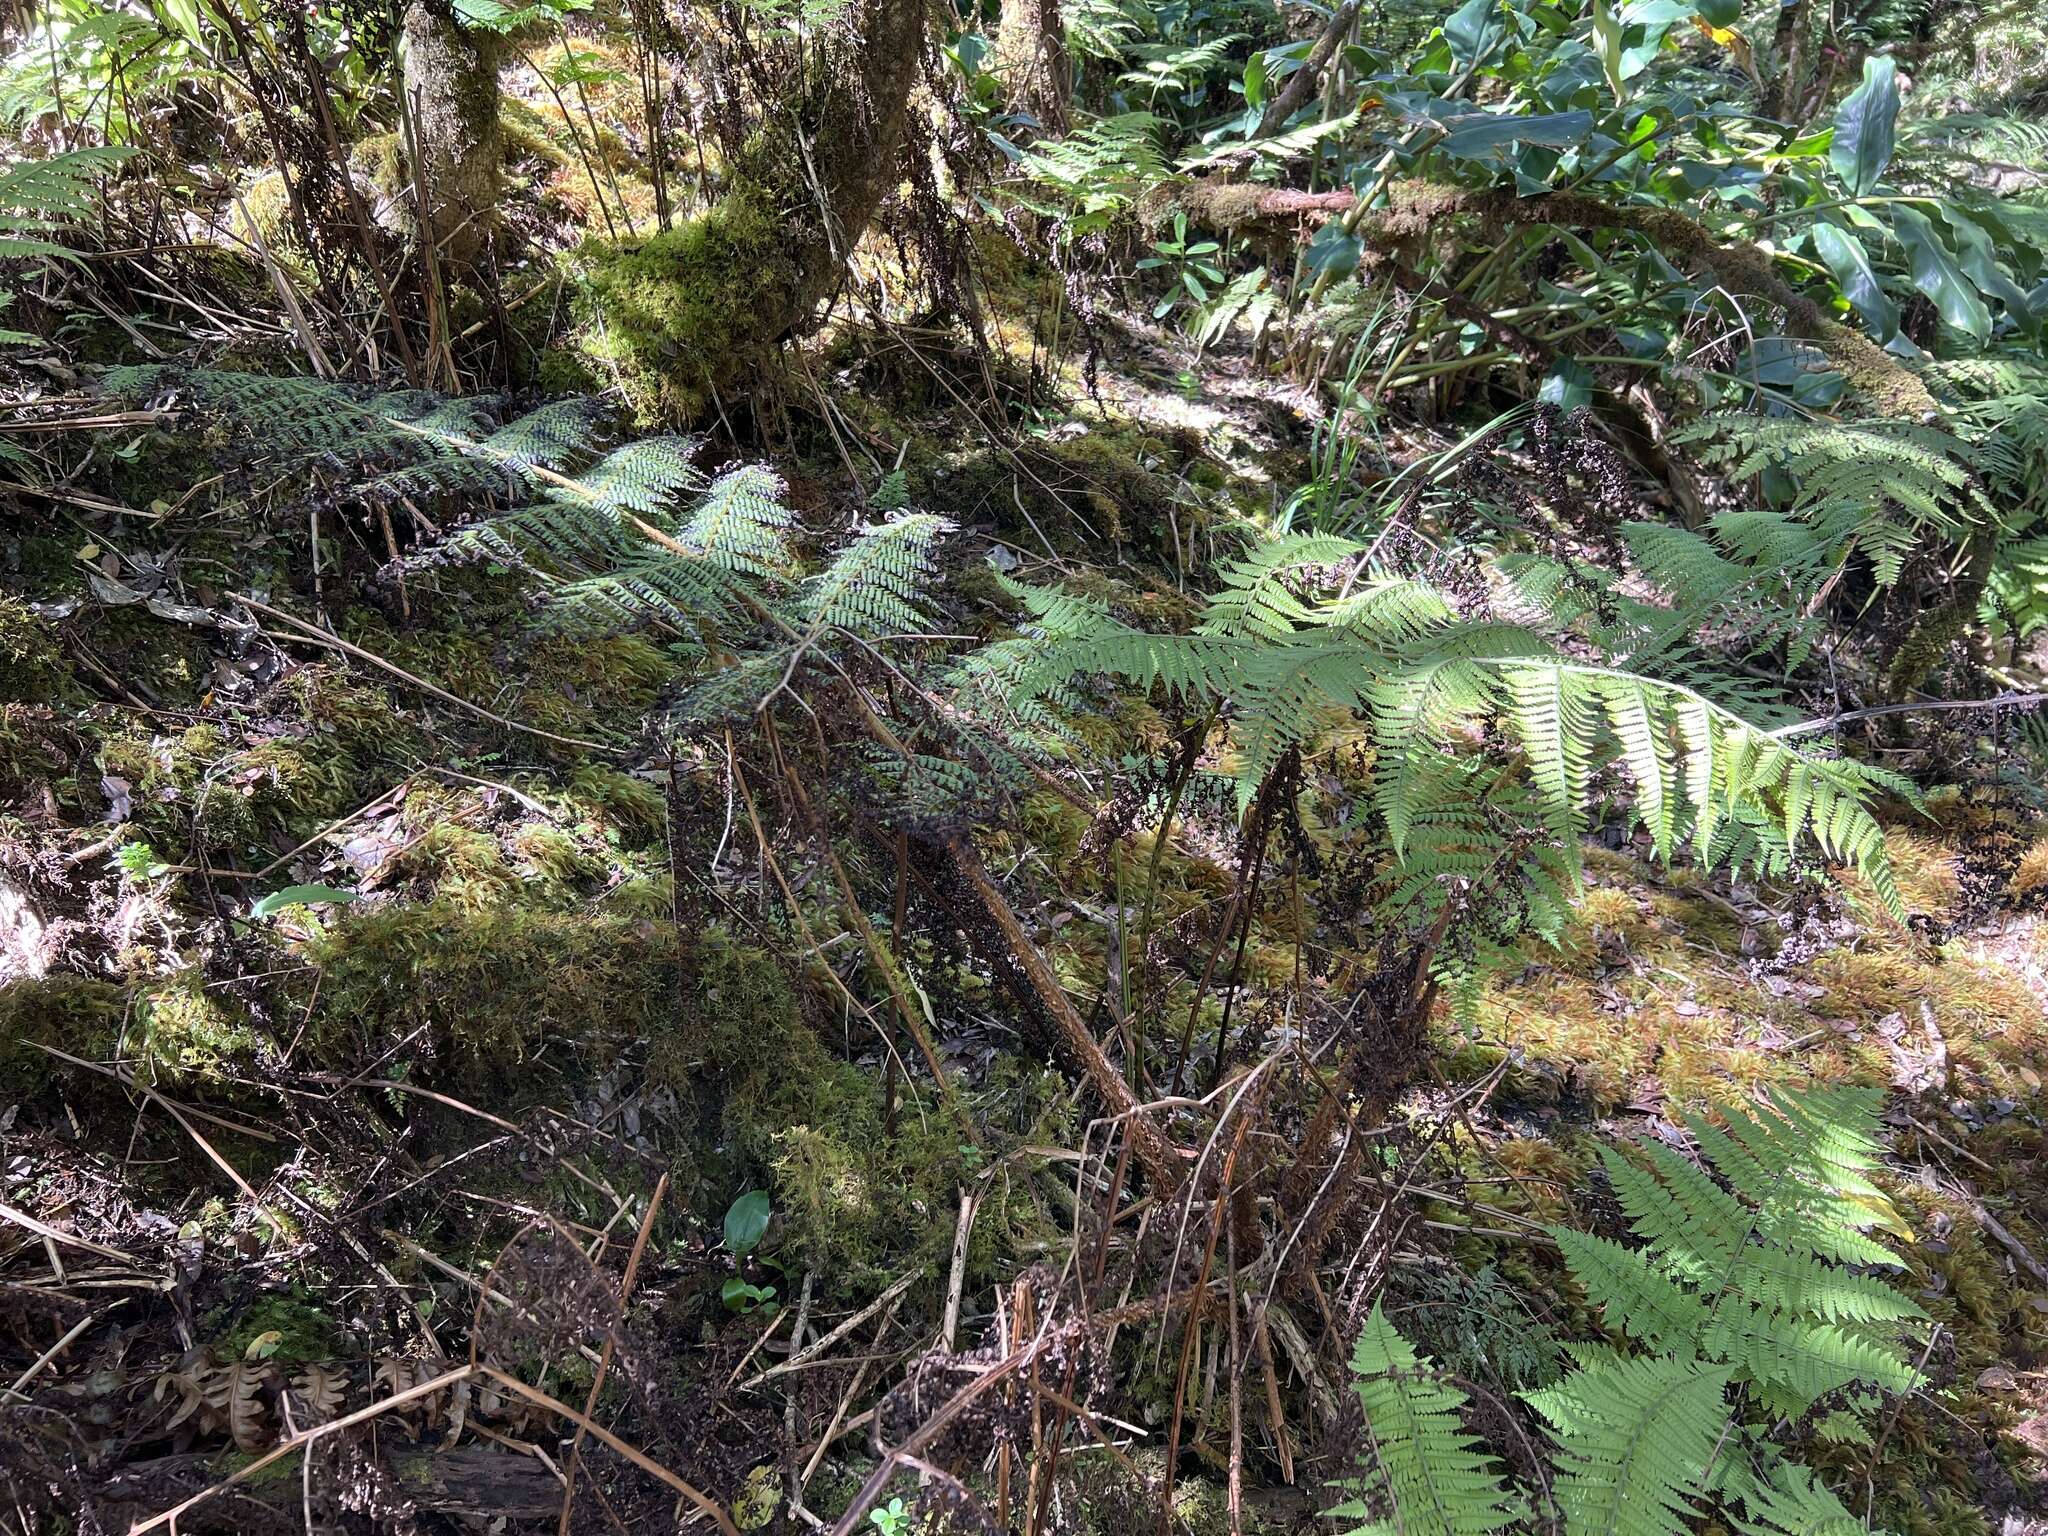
[558,1173,670,1535]
[799,1294,904,1487]
[232,594,617,754]
[1252,0,1362,137]
[476,1366,740,1536]
[0,1200,134,1266]
[1225,1218,1245,1536]
[229,190,333,379]
[1157,1107,1255,1536]
[29,1042,279,1143]
[827,1282,1225,1536]
[4,1303,121,1401]
[726,751,922,1101]
[743,1270,921,1389]
[941,1187,977,1351]
[945,832,1183,1196]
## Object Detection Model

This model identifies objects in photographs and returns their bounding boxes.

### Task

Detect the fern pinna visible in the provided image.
[1336,1085,1922,1536]
[97,367,949,658]
[987,522,1912,976]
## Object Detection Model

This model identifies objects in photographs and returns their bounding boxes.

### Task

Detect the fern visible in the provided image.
[1528,1354,1734,1536]
[791,513,949,636]
[0,145,132,342]
[1341,1085,1913,1536]
[1329,1305,1523,1536]
[992,567,1908,913]
[1554,1086,1924,1421]
[1675,416,1983,588]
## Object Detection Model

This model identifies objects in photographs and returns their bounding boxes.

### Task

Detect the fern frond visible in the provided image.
[793,513,949,636]
[1330,1306,1521,1536]
[1527,1354,1732,1536]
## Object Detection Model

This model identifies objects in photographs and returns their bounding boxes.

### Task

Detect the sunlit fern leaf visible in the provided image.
[474,398,607,470]
[570,437,706,519]
[1197,532,1369,640]
[1328,1305,1523,1536]
[0,145,133,265]
[1732,1459,1880,1536]
[791,512,950,637]
[1526,1353,1733,1536]
[1676,416,1981,588]
[682,464,797,577]
[1550,1086,1923,1420]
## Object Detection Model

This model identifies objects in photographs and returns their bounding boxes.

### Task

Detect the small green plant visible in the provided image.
[721,1188,779,1313]
[1332,1084,1924,1536]
[110,840,166,881]
[1136,211,1224,319]
[868,1497,912,1536]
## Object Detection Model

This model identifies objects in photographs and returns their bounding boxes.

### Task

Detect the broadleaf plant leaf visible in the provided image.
[1829,56,1898,195]
[250,883,359,918]
[723,1189,772,1254]
[1810,222,1899,339]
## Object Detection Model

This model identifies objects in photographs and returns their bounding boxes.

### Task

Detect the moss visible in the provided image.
[134,970,267,1088]
[209,1290,345,1366]
[576,185,795,422]
[384,822,523,910]
[301,900,679,1095]
[644,931,981,1287]
[0,973,125,1102]
[96,718,368,859]
[350,131,409,203]
[0,597,76,705]
[226,172,309,264]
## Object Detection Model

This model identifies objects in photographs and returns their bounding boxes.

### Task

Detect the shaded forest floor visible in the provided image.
[4,237,2048,1536]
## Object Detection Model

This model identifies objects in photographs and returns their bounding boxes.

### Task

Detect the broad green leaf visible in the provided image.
[1829,56,1898,195]
[1445,0,1508,66]
[1591,0,1627,100]
[250,883,359,917]
[723,1189,772,1253]
[1892,205,1992,341]
[1943,207,2034,322]
[1439,108,1594,160]
[1810,222,1899,338]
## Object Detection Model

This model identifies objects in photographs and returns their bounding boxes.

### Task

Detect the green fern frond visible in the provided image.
[1527,1354,1732,1536]
[792,513,949,636]
[1329,1305,1521,1536]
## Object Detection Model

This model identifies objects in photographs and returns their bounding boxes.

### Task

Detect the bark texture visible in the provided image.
[399,0,503,268]
[582,0,929,419]
[996,0,1071,133]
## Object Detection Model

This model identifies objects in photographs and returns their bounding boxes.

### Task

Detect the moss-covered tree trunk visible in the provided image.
[583,0,929,418]
[996,0,1069,134]
[399,0,503,268]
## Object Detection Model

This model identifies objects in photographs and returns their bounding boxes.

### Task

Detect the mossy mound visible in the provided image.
[644,931,988,1288]
[576,187,795,422]
[299,900,679,1097]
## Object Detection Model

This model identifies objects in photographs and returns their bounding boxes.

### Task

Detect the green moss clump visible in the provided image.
[577,186,794,421]
[134,970,267,1087]
[0,596,74,704]
[645,931,977,1286]
[209,1289,344,1366]
[301,901,678,1095]
[350,132,410,203]
[96,718,367,857]
[0,973,125,1102]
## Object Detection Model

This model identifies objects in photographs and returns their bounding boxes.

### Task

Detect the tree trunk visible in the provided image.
[582,0,929,420]
[996,0,1070,134]
[399,0,503,269]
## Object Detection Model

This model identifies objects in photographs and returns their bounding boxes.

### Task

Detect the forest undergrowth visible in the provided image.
[2,0,2047,1533]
